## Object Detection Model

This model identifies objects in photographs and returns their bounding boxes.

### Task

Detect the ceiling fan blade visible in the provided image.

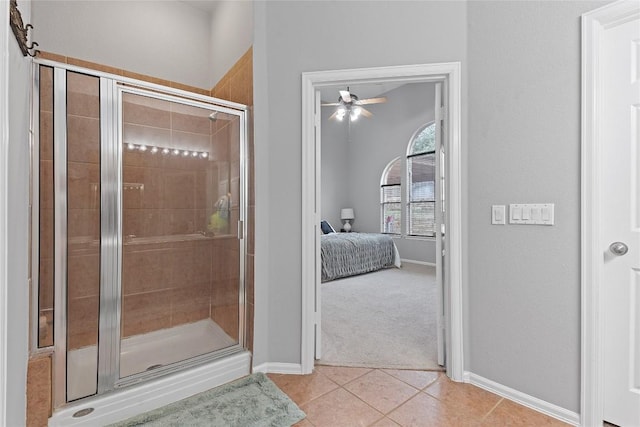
[359,107,373,118]
[321,102,341,107]
[357,97,387,105]
[339,90,352,103]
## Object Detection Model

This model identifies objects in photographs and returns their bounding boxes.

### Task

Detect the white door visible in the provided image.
[434,82,446,366]
[601,10,640,427]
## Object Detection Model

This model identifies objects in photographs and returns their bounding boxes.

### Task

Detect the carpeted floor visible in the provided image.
[108,373,305,427]
[318,262,442,370]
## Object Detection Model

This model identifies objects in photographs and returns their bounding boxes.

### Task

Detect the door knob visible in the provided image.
[609,242,629,256]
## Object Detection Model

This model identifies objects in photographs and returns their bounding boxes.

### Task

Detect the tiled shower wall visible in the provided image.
[120,93,240,340]
[26,49,254,427]
[211,47,254,352]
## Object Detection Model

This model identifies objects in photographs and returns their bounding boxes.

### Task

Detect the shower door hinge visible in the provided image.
[237,220,244,240]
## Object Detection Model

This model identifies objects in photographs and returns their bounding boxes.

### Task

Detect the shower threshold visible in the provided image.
[67,318,236,401]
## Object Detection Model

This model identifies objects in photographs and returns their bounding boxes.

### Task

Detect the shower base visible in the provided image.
[49,319,249,426]
[68,318,237,401]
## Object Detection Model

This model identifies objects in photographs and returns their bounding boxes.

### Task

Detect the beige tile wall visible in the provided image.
[26,355,51,427]
[120,92,225,339]
[211,47,253,351]
[38,66,54,348]
[66,71,101,350]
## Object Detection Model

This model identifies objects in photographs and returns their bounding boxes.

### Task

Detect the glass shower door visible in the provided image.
[35,63,247,408]
[118,90,244,379]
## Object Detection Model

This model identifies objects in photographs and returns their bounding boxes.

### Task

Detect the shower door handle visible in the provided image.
[237,220,244,240]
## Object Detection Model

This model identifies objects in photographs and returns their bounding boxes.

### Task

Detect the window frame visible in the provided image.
[406,122,437,238]
[379,157,402,235]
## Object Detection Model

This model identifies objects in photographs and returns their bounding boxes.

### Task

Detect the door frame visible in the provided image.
[300,62,464,381]
[581,1,640,425]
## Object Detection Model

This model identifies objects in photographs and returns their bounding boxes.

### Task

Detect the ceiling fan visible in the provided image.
[322,88,387,121]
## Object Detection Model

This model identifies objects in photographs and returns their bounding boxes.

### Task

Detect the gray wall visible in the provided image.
[254,0,611,414]
[32,1,213,88]
[6,0,32,423]
[253,0,468,369]
[346,83,436,263]
[466,0,607,412]
[210,1,254,86]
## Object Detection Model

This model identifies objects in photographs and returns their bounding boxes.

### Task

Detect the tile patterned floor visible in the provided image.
[268,366,569,427]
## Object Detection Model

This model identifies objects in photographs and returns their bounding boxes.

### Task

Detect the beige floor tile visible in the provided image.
[388,392,483,427]
[344,370,420,414]
[424,375,501,418]
[382,369,440,390]
[267,371,338,406]
[371,417,401,426]
[301,388,384,427]
[481,398,570,426]
[314,365,372,385]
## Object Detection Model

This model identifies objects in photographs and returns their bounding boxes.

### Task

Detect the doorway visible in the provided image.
[581,1,640,425]
[300,63,463,381]
[316,81,442,370]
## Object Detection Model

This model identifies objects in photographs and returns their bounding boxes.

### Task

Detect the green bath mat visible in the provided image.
[109,373,306,427]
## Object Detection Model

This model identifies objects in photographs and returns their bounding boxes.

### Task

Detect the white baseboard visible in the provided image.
[401,259,436,267]
[253,362,304,375]
[464,372,580,426]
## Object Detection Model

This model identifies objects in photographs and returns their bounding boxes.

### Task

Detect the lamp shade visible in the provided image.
[341,208,354,220]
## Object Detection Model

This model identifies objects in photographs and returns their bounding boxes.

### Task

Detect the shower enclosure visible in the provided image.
[32,61,248,408]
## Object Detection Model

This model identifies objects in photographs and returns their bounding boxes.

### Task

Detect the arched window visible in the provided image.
[380,157,402,234]
[407,123,436,237]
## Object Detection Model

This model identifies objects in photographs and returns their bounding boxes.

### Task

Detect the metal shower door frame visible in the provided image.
[31,60,248,409]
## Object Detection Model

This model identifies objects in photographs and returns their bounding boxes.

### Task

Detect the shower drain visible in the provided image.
[72,408,94,418]
[146,364,163,371]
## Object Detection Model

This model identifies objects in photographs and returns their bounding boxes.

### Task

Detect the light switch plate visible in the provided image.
[509,203,554,225]
[492,205,506,225]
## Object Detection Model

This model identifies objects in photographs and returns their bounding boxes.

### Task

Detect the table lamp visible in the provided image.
[341,208,355,232]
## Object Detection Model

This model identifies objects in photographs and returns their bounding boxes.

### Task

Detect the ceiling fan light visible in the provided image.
[350,111,359,121]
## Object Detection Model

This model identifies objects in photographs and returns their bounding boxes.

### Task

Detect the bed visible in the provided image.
[320,231,401,282]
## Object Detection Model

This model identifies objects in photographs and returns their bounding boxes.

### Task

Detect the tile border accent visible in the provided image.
[464,371,579,426]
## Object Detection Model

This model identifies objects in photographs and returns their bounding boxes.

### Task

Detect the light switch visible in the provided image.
[522,207,531,220]
[512,206,522,220]
[531,207,541,221]
[492,205,506,225]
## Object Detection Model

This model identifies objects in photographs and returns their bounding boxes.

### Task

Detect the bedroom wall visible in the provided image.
[347,83,436,264]
[320,107,350,230]
[31,1,212,89]
[252,0,468,369]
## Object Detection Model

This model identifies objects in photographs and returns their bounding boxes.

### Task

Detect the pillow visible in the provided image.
[320,220,335,234]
